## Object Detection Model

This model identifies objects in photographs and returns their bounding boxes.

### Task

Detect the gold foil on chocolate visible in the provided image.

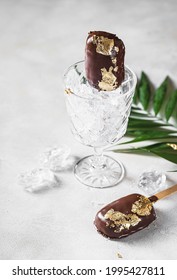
[112,57,117,65]
[167,143,177,150]
[98,66,117,91]
[104,209,141,232]
[131,196,152,216]
[114,46,119,52]
[93,35,114,56]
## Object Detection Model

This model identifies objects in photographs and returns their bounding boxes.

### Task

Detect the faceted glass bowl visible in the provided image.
[64,61,137,188]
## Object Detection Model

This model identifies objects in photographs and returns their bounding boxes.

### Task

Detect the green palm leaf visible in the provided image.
[112,73,177,170]
[121,131,177,145]
[153,77,168,115]
[114,142,177,165]
[139,72,151,110]
[165,89,177,121]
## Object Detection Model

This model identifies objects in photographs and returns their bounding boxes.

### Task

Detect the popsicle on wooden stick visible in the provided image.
[94,184,177,239]
[94,194,156,239]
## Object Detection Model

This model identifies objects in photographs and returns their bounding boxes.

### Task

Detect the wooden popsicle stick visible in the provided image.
[149,184,177,203]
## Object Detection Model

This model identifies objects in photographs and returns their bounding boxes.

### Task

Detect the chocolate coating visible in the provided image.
[94,194,156,239]
[85,31,125,91]
[149,195,158,203]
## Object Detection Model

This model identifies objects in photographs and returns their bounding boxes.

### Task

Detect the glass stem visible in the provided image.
[92,147,105,169]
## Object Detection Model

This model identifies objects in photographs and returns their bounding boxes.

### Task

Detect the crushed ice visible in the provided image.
[19,168,59,193]
[20,145,74,193]
[138,170,167,196]
[40,145,72,172]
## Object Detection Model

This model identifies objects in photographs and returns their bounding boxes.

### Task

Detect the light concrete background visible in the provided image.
[0,0,177,259]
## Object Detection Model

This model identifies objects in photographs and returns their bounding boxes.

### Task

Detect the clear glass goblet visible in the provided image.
[64,61,137,188]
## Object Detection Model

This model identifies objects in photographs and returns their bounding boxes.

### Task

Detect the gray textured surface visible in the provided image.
[0,0,177,259]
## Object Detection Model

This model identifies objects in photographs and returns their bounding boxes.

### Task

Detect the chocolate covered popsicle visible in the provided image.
[94,194,156,239]
[85,31,125,91]
[94,183,177,239]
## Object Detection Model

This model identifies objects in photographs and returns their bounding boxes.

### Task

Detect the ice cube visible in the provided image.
[19,168,59,193]
[138,170,167,196]
[40,145,71,172]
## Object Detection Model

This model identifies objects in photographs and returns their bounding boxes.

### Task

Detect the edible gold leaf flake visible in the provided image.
[114,46,119,52]
[116,252,123,259]
[131,196,152,216]
[104,209,141,232]
[167,143,177,150]
[112,57,117,65]
[93,35,114,56]
[98,66,117,91]
[65,88,73,95]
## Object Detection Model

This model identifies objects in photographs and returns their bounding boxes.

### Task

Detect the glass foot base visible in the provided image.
[74,155,125,188]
